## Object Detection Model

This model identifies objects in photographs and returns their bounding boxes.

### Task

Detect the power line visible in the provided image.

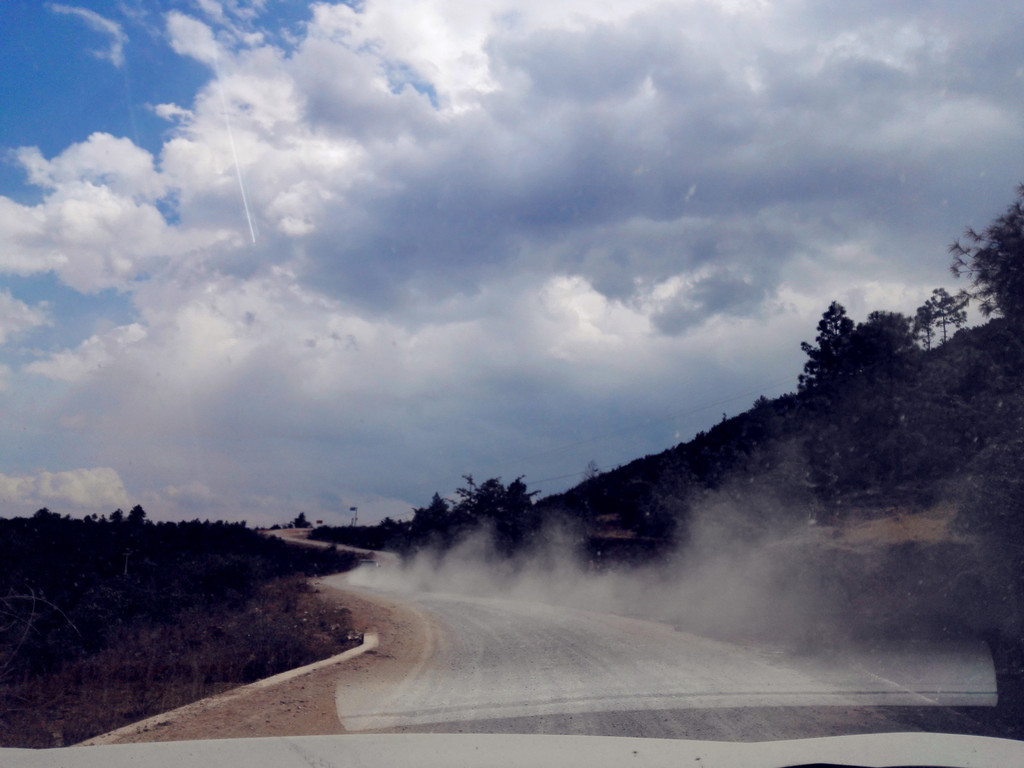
[528,470,593,487]
[518,376,797,491]
[514,375,796,472]
[435,376,796,498]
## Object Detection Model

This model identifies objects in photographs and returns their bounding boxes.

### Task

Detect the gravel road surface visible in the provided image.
[325,573,997,740]
[80,566,1003,745]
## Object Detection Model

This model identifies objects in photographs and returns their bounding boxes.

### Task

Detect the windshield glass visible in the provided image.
[2,0,1023,753]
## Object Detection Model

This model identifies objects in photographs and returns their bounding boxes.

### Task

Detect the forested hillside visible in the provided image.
[0,509,358,746]
[543,311,1023,542]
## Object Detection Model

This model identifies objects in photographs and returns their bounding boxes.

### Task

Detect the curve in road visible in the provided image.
[324,573,996,737]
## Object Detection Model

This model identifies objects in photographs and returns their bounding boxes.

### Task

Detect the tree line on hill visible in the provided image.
[312,477,545,558]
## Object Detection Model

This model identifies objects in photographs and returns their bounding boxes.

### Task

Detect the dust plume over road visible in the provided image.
[352,498,994,650]
[329,510,997,739]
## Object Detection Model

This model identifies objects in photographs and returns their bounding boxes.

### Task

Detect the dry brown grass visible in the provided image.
[0,576,357,748]
[837,505,961,548]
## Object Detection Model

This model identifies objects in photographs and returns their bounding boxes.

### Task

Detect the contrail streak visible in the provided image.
[213,49,258,244]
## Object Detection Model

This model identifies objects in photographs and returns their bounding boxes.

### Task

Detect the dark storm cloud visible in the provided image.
[291,1,1022,336]
[297,35,441,141]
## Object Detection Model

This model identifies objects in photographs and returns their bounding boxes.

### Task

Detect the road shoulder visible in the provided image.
[78,580,430,744]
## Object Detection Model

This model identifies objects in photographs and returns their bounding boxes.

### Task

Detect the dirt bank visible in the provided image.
[80,580,432,744]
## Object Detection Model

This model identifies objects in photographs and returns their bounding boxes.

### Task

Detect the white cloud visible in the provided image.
[0,467,131,511]
[16,133,166,201]
[49,4,127,67]
[0,291,49,345]
[538,274,652,362]
[166,11,220,65]
[26,323,146,382]
[2,133,237,291]
[0,180,234,291]
[37,467,131,508]
[158,480,214,504]
[193,0,227,25]
[0,473,35,505]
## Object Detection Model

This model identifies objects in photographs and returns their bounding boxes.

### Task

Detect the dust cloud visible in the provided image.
[346,490,997,650]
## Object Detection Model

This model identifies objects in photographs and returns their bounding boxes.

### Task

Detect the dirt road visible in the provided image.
[86,570,1006,744]
[327,576,997,740]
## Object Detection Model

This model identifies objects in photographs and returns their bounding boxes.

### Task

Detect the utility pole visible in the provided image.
[350,506,358,527]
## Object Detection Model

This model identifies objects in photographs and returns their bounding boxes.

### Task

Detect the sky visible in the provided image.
[0,0,1021,526]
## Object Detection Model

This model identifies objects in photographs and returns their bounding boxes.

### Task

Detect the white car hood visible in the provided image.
[3,732,1023,768]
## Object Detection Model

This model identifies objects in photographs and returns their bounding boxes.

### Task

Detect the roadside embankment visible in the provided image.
[78,579,434,744]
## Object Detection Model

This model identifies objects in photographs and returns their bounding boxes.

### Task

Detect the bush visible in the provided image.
[0,576,357,748]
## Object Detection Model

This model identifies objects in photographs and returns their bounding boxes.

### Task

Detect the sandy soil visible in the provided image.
[79,580,432,745]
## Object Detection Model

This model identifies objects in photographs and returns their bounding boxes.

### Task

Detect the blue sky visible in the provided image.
[0,0,1022,524]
